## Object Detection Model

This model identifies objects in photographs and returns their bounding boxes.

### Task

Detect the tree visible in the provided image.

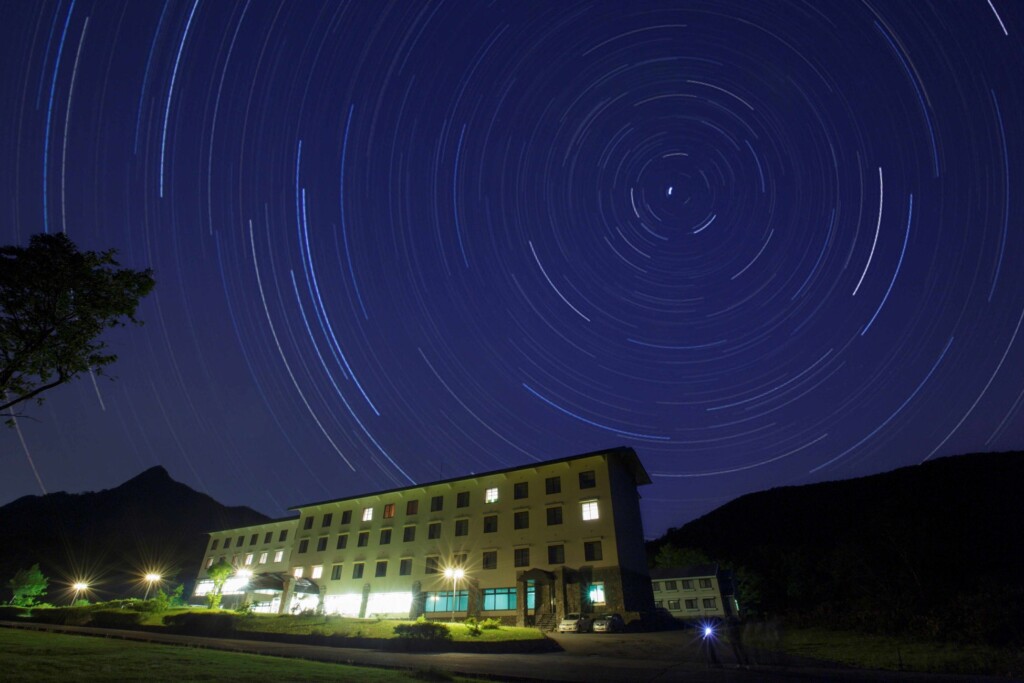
[7,563,48,606]
[0,233,155,414]
[206,560,234,610]
[653,544,713,569]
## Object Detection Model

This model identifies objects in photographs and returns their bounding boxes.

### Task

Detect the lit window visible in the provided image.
[362,507,373,522]
[311,565,323,579]
[588,582,605,605]
[293,567,304,578]
[274,550,284,562]
[383,503,396,518]
[244,553,254,565]
[581,500,599,521]
[485,487,498,503]
[482,587,517,611]
[258,552,268,564]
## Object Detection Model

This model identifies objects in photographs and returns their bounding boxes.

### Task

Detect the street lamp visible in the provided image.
[443,567,464,623]
[143,573,161,600]
[71,582,88,605]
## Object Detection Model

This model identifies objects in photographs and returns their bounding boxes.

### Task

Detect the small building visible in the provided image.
[193,447,655,626]
[650,564,738,621]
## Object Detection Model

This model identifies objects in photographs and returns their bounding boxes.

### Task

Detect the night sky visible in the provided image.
[1,1,1022,539]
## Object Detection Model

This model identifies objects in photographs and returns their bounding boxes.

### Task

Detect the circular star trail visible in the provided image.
[1,1,1022,535]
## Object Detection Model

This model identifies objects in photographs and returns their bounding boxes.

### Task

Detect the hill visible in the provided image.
[0,466,271,603]
[650,451,1024,646]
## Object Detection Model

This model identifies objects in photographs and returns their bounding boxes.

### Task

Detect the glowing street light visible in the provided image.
[143,573,162,601]
[71,582,89,605]
[443,566,465,623]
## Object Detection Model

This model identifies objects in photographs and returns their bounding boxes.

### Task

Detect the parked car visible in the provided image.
[592,613,625,633]
[557,612,593,633]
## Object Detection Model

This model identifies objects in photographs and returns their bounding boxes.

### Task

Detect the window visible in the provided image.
[514,511,529,529]
[383,503,396,518]
[337,534,348,550]
[237,536,244,547]
[425,556,440,574]
[258,552,268,564]
[379,529,392,545]
[668,599,681,610]
[298,539,309,554]
[588,582,605,605]
[581,500,599,521]
[455,519,469,536]
[311,565,323,579]
[274,549,284,562]
[352,563,364,579]
[685,599,698,610]
[375,561,388,578]
[279,530,288,542]
[206,557,214,568]
[483,515,498,533]
[703,598,717,609]
[454,552,468,567]
[664,580,677,590]
[584,540,603,561]
[331,564,342,580]
[424,590,468,613]
[428,522,441,539]
[482,551,497,570]
[699,578,712,589]
[317,536,328,552]
[483,587,517,611]
[406,500,418,515]
[456,491,470,508]
[545,476,561,494]
[362,507,373,522]
[211,539,219,550]
[430,495,443,512]
[514,482,528,499]
[244,553,254,566]
[264,532,273,544]
[546,506,563,525]
[250,534,258,545]
[357,531,369,547]
[341,510,352,525]
[654,600,663,608]
[579,470,596,489]
[223,538,231,549]
[403,526,416,542]
[548,544,565,564]
[322,513,333,527]
[304,517,314,530]
[682,579,694,590]
[400,558,413,576]
[514,548,530,567]
[652,581,661,592]
[293,567,303,578]
[485,487,498,503]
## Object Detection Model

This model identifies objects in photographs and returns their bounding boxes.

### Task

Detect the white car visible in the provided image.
[557,612,592,633]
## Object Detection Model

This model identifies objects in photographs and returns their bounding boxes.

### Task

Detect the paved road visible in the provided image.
[0,621,994,682]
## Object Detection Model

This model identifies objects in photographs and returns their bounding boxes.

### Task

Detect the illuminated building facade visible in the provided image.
[649,565,738,620]
[194,446,654,625]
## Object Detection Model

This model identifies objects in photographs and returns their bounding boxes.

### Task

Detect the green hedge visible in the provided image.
[88,610,146,629]
[26,607,93,626]
[393,621,452,640]
[0,606,29,620]
[163,611,238,636]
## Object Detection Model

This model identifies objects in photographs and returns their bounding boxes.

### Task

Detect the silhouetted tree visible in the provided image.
[7,563,48,606]
[0,233,154,415]
[653,544,712,569]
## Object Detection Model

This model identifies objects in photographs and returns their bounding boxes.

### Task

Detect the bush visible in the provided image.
[27,607,93,626]
[0,605,29,620]
[479,618,502,630]
[163,611,238,636]
[89,610,145,629]
[463,617,481,637]
[393,621,452,641]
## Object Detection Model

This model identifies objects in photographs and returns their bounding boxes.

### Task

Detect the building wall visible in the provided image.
[652,573,730,619]
[199,518,298,576]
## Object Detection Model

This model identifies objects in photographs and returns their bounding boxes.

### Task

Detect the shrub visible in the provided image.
[393,621,452,640]
[27,607,93,626]
[163,611,237,636]
[89,610,145,629]
[463,616,481,637]
[479,618,502,630]
[0,605,29,620]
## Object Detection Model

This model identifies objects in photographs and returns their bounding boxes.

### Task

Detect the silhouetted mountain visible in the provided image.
[649,451,1024,645]
[0,466,271,602]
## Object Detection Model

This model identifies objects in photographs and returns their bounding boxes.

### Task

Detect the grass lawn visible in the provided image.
[0,627,465,682]
[780,626,1024,678]
[231,613,545,643]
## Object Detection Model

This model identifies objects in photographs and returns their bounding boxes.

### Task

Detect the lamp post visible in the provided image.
[71,582,88,605]
[443,567,464,623]
[143,573,161,600]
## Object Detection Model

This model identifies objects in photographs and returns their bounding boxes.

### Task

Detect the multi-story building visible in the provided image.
[193,446,654,625]
[649,564,738,621]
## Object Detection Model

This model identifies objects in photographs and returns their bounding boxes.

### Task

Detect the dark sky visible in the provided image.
[1,1,1022,539]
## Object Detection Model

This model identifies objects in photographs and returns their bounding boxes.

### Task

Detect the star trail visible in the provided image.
[1,1,1022,537]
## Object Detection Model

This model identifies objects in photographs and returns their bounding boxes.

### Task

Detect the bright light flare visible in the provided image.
[72,582,88,591]
[144,573,161,582]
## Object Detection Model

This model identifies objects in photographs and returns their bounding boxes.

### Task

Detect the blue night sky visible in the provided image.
[1,1,1022,538]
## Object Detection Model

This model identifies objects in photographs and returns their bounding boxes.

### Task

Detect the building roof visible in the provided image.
[649,564,720,580]
[290,446,650,511]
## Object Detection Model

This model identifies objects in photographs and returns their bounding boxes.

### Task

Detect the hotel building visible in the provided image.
[194,446,654,626]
